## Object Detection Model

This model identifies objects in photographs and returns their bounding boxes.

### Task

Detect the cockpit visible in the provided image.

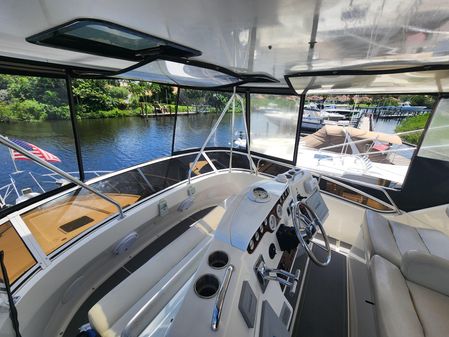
[1,2,449,337]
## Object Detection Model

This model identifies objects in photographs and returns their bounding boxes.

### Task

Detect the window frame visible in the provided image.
[0,217,42,290]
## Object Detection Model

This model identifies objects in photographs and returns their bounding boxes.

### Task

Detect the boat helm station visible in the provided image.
[1,1,449,337]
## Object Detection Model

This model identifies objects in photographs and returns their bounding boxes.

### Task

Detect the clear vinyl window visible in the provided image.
[173,89,246,152]
[250,94,300,161]
[418,98,449,162]
[296,95,434,188]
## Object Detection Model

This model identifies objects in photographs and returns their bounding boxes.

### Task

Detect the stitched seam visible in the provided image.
[386,219,402,263]
[406,282,426,337]
[415,229,431,255]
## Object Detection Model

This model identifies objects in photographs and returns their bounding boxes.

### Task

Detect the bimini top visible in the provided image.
[286,66,449,95]
[1,0,449,89]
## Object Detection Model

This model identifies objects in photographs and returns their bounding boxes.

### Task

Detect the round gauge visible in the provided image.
[276,204,283,218]
[259,224,265,234]
[254,232,260,241]
[268,214,277,231]
[248,187,271,203]
[253,187,268,199]
[248,239,255,251]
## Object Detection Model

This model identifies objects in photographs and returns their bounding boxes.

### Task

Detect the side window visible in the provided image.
[297,95,434,188]
[173,88,246,152]
[418,98,449,161]
[74,80,176,178]
[0,74,78,210]
[0,221,36,284]
[21,188,133,255]
[20,154,214,255]
[250,94,300,161]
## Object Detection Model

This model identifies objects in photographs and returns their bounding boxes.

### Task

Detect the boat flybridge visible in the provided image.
[2,1,449,337]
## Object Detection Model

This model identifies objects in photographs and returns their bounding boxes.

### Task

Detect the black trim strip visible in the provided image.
[65,72,85,181]
[171,87,180,155]
[0,251,22,337]
[293,94,306,164]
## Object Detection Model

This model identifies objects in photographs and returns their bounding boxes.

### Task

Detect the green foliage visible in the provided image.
[402,95,435,108]
[395,113,430,145]
[12,100,47,121]
[80,108,140,119]
[0,102,13,122]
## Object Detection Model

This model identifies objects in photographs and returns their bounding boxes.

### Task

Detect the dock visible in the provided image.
[140,111,199,118]
[361,106,430,119]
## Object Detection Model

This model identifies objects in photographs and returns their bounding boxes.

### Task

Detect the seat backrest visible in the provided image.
[401,251,449,297]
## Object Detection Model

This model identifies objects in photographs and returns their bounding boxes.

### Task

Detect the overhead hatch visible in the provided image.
[26,18,201,61]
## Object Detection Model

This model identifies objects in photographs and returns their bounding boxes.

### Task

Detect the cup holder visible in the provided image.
[194,274,220,299]
[208,251,229,269]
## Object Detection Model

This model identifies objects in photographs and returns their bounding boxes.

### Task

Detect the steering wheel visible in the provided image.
[291,200,332,267]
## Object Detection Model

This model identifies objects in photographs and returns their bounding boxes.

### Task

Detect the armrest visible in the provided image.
[401,251,449,296]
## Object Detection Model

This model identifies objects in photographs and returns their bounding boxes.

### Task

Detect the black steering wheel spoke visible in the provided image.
[291,201,332,267]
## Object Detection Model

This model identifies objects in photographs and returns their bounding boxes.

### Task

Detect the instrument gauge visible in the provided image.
[276,204,283,218]
[248,239,255,251]
[259,224,264,234]
[248,187,271,203]
[268,214,277,231]
[254,232,260,241]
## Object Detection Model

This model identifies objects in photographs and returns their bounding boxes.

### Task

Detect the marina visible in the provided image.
[0,2,449,337]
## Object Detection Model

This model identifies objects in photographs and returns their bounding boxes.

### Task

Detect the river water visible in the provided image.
[0,115,401,204]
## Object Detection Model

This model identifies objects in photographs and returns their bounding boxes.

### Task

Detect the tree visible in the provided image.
[406,95,435,108]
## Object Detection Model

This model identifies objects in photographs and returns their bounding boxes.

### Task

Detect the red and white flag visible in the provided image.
[10,138,61,162]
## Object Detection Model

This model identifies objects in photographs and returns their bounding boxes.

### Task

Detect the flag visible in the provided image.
[9,138,61,163]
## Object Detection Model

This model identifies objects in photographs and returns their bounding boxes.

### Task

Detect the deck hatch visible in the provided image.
[59,216,94,233]
[26,19,201,61]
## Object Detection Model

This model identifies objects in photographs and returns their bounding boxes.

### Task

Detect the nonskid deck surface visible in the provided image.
[64,207,216,337]
[293,245,348,337]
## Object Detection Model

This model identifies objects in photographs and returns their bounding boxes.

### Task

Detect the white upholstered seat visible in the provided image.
[362,210,449,267]
[88,206,225,337]
[370,253,449,337]
[365,210,449,337]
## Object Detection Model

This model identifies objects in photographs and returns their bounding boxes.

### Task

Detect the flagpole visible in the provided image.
[5,136,20,173]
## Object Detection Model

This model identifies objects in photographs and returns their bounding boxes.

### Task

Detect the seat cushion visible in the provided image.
[401,251,449,297]
[369,255,424,337]
[362,211,402,266]
[407,282,449,337]
[363,210,449,266]
[89,206,226,337]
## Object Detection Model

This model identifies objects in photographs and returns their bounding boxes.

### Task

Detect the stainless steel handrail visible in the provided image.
[187,94,236,184]
[236,94,258,175]
[211,264,234,331]
[0,135,124,218]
